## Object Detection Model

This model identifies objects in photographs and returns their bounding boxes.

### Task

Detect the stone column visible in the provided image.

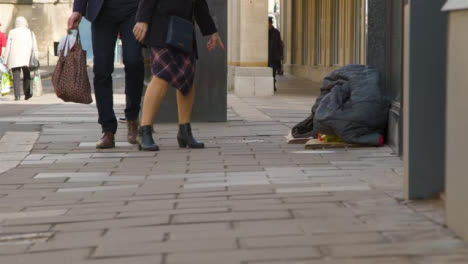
[366,0,388,85]
[443,0,468,241]
[228,0,274,97]
[403,0,448,200]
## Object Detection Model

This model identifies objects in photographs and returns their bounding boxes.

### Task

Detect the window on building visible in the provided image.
[314,0,322,65]
[331,0,340,66]
[353,0,362,64]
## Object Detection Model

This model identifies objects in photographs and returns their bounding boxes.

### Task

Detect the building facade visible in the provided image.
[227,0,274,96]
[278,0,468,242]
[280,0,367,83]
[0,0,73,65]
[278,0,405,155]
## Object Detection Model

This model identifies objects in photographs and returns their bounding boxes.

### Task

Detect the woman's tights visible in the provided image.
[141,76,195,126]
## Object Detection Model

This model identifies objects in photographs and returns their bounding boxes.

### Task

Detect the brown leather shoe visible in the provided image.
[96,132,115,149]
[127,120,139,145]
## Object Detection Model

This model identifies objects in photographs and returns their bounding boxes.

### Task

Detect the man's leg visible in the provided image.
[92,17,119,134]
[11,68,21,99]
[22,67,31,99]
[119,15,144,144]
[271,61,278,92]
[119,17,144,122]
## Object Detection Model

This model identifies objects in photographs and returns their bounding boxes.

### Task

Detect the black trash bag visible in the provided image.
[290,81,332,139]
[292,64,390,146]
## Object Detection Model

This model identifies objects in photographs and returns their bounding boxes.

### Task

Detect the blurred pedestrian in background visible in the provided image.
[0,22,6,56]
[268,16,283,92]
[3,17,39,101]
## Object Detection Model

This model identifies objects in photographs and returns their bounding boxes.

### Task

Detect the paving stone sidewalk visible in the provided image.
[0,79,466,263]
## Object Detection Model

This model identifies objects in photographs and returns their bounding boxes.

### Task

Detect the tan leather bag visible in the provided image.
[52,31,92,104]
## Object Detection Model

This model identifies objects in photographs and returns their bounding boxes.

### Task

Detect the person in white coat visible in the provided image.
[3,17,39,101]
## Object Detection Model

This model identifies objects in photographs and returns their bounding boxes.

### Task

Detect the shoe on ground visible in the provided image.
[138,125,159,151]
[96,131,115,149]
[127,120,138,145]
[177,123,204,149]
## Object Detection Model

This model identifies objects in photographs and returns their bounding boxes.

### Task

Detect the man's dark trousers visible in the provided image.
[269,60,281,90]
[92,1,144,134]
[12,67,31,98]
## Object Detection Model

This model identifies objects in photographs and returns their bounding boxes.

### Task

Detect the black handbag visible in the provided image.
[165,1,195,53]
[29,30,40,72]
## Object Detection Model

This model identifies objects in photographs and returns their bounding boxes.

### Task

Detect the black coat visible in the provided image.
[73,0,105,22]
[268,27,283,62]
[136,0,218,55]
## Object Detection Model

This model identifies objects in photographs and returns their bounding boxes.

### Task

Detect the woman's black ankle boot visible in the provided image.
[138,125,159,151]
[177,123,204,149]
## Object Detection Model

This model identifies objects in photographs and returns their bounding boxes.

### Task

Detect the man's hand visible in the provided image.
[207,32,225,52]
[133,22,148,43]
[68,12,83,30]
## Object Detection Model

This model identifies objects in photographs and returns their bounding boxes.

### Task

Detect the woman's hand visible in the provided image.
[207,32,225,52]
[133,22,148,43]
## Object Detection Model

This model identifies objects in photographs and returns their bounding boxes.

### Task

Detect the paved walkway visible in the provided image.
[0,74,466,263]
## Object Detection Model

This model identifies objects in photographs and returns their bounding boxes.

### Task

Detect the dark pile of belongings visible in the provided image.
[292,64,390,147]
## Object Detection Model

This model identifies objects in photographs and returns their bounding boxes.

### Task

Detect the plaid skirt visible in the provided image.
[149,47,196,95]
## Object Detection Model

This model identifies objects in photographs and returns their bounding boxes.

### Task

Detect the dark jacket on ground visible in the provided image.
[268,27,283,63]
[136,0,218,55]
[73,0,105,22]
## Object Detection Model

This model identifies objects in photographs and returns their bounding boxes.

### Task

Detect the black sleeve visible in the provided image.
[136,0,159,23]
[194,0,218,36]
[73,0,88,15]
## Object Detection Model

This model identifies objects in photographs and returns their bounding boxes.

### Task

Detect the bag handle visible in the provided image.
[62,30,82,56]
[70,30,82,51]
[29,30,35,61]
[75,29,82,49]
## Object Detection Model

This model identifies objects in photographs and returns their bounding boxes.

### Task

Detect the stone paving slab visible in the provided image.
[0,249,91,264]
[57,185,140,193]
[166,247,321,264]
[93,238,237,258]
[241,232,386,248]
[323,239,466,258]
[0,132,39,175]
[248,258,415,264]
[0,210,67,221]
[0,82,466,263]
[412,254,468,264]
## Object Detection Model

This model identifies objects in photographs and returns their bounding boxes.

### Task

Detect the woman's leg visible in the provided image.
[140,76,170,126]
[176,85,195,124]
[176,86,204,149]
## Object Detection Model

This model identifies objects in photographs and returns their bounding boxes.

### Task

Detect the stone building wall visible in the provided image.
[0,0,73,65]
